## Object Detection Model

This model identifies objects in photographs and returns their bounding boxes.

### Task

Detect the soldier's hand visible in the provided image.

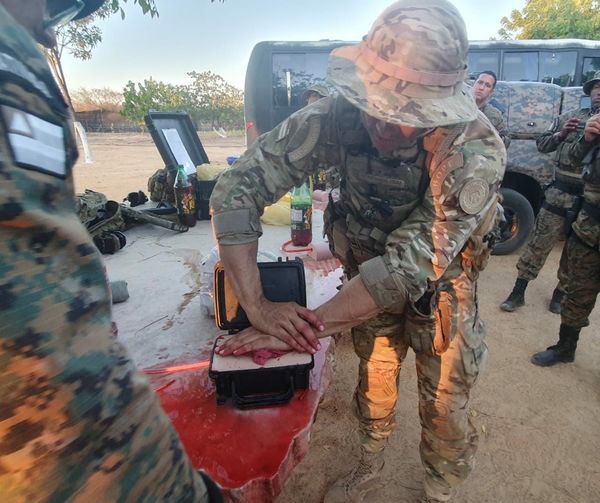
[559,118,580,139]
[215,328,293,357]
[244,299,324,354]
[584,115,600,142]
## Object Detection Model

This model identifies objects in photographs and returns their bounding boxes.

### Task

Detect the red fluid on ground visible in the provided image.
[151,339,330,492]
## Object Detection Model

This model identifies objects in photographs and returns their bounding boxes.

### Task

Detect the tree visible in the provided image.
[45,1,158,109]
[120,72,244,129]
[71,87,123,112]
[499,0,600,39]
[187,71,244,129]
[121,79,190,124]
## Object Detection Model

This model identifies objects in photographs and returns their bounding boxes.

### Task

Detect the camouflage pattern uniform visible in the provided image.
[560,132,600,329]
[0,6,212,501]
[211,3,505,500]
[481,103,510,148]
[516,108,591,289]
[530,104,600,367]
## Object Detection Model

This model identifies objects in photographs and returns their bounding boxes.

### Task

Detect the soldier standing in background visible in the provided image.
[303,83,329,105]
[500,77,600,314]
[472,70,511,147]
[531,73,600,366]
[212,1,506,501]
[0,1,219,501]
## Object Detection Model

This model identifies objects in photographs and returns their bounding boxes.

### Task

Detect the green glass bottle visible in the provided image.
[290,180,312,246]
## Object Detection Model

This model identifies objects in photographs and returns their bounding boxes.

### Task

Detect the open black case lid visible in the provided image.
[214,257,307,332]
[144,111,210,172]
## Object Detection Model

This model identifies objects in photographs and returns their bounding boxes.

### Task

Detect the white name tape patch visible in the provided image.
[2,106,66,177]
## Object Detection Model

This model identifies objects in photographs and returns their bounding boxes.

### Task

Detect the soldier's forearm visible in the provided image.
[217,241,263,315]
[314,275,381,336]
[536,132,561,153]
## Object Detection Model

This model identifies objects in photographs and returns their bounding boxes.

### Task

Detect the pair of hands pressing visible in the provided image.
[214,297,324,357]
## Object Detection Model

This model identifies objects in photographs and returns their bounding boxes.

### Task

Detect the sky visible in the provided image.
[61,0,527,93]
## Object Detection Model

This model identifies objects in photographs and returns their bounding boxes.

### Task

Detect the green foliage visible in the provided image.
[499,0,600,39]
[120,73,244,129]
[71,87,123,112]
[121,79,189,123]
[187,71,244,128]
[109,0,159,20]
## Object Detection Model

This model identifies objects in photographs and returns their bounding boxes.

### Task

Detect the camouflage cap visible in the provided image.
[583,70,600,96]
[327,0,477,128]
[302,84,329,102]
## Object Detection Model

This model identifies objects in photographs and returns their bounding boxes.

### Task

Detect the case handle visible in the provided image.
[231,375,294,409]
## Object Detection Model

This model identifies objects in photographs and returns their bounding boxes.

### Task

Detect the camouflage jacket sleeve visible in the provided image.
[536,109,586,158]
[483,105,510,148]
[211,98,337,245]
[536,115,564,153]
[357,119,506,312]
[563,134,600,166]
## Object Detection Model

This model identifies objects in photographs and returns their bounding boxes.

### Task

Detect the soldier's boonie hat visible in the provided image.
[302,84,329,102]
[583,70,600,96]
[46,0,106,26]
[327,0,477,128]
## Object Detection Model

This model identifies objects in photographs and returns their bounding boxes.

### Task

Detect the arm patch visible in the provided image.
[288,115,321,163]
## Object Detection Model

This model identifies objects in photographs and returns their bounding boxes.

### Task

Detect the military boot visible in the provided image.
[548,288,564,314]
[500,278,528,312]
[531,324,580,367]
[323,449,384,503]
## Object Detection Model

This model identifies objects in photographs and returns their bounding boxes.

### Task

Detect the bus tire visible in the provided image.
[492,188,535,256]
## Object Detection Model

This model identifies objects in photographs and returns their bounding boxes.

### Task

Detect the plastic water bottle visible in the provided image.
[290,180,313,246]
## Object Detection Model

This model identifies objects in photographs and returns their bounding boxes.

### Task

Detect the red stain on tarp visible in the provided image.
[152,339,330,491]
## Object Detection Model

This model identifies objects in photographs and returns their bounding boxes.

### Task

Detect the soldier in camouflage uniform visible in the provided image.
[0,1,219,501]
[211,1,505,502]
[472,70,511,148]
[531,72,600,366]
[500,81,599,314]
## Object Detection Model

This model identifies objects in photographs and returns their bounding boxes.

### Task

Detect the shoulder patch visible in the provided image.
[459,178,490,215]
[288,115,321,163]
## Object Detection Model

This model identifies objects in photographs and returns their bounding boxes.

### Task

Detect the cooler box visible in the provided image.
[144,111,214,219]
[209,257,314,408]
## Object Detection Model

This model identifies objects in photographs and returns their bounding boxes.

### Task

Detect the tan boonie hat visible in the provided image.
[583,70,600,96]
[327,0,478,128]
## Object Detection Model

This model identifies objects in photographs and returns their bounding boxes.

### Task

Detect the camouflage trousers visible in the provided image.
[351,275,487,500]
[517,207,568,292]
[561,233,600,328]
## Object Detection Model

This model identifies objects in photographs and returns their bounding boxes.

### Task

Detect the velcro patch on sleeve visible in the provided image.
[2,105,66,177]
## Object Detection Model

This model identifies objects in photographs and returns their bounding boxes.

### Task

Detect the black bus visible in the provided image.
[244,39,600,144]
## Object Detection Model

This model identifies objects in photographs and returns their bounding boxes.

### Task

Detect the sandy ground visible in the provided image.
[75,133,600,503]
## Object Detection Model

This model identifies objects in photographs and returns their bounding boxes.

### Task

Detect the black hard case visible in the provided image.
[209,258,314,408]
[144,111,214,219]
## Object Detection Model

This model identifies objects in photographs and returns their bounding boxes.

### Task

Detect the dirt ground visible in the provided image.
[75,133,600,503]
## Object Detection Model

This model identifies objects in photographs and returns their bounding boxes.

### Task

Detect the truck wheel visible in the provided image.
[492,188,535,256]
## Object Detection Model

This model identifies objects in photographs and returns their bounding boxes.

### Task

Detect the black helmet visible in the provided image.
[46,0,107,27]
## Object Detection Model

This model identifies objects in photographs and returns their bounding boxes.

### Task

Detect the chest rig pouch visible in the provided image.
[324,98,433,272]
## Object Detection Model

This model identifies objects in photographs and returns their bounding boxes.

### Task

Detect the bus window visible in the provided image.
[540,51,576,86]
[582,56,600,84]
[467,51,499,78]
[272,52,330,108]
[502,51,539,81]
